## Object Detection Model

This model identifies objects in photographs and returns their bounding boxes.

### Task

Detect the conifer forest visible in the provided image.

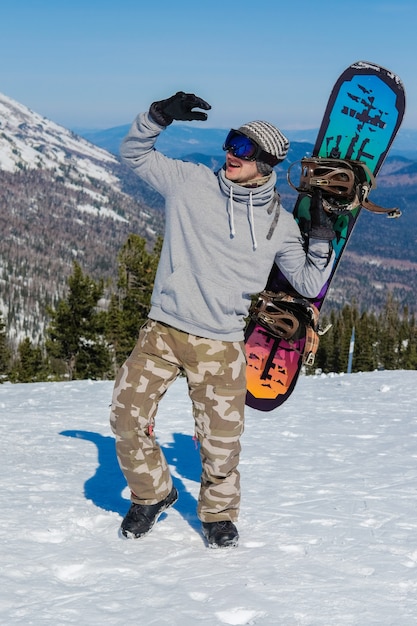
[1,233,416,384]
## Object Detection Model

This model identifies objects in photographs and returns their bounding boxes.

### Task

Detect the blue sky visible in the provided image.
[0,0,415,131]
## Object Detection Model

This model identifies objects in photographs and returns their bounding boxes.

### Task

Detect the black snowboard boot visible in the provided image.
[202,521,239,548]
[120,487,178,539]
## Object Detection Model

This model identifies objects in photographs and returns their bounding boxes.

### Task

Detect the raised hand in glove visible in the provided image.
[309,190,336,241]
[149,91,211,127]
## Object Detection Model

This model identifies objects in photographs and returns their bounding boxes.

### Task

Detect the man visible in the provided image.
[110,92,335,548]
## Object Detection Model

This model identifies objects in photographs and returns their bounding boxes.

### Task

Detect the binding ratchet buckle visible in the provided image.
[287,157,401,218]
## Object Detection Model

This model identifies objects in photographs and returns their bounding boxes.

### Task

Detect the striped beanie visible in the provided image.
[237,120,289,168]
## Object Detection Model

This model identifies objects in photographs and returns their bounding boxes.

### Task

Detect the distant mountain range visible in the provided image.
[1,91,417,346]
[73,123,417,161]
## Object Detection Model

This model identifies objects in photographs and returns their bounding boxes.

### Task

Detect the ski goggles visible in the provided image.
[223,130,278,166]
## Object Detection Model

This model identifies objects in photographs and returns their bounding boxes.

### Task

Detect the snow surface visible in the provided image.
[1,370,417,625]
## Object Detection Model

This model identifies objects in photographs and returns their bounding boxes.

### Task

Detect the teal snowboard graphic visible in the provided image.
[245,61,405,411]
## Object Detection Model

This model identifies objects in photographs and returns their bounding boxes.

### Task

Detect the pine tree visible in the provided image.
[378,293,400,369]
[315,293,417,375]
[106,234,162,368]
[46,262,111,380]
[322,306,352,373]
[403,312,417,369]
[353,309,378,372]
[10,337,48,383]
[0,312,11,381]
[106,293,127,371]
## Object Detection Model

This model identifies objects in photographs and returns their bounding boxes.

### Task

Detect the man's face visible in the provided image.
[224,152,262,184]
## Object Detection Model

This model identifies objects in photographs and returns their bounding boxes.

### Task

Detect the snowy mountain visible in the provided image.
[0,92,163,344]
[1,369,417,625]
[0,92,119,183]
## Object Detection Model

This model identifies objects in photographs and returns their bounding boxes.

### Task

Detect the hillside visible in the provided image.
[0,92,164,343]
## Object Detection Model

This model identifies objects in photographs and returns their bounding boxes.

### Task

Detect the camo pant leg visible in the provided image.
[109,320,181,504]
[183,335,247,523]
[110,320,247,520]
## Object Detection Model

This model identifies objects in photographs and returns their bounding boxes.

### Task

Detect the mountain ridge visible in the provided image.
[74,123,417,160]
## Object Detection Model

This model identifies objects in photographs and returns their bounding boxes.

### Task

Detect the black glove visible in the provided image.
[149,91,211,127]
[309,190,335,241]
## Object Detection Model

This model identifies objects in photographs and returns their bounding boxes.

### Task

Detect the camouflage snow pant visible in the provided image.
[109,319,247,522]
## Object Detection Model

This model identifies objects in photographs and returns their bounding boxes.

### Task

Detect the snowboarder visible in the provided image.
[110,91,335,547]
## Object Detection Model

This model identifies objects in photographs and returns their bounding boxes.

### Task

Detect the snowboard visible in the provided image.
[245,61,406,412]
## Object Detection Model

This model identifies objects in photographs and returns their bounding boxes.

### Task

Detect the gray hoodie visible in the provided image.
[120,113,334,342]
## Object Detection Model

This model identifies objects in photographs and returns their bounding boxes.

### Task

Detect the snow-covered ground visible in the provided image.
[1,370,417,625]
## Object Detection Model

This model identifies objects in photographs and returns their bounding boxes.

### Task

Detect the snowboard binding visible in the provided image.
[250,290,322,365]
[287,157,401,218]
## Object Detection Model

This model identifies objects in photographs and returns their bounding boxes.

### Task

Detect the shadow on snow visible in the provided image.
[60,429,202,530]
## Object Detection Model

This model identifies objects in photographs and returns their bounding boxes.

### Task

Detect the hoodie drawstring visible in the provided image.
[228,186,236,239]
[247,191,257,250]
[228,188,258,250]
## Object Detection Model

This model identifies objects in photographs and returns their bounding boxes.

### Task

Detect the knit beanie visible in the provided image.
[237,121,290,174]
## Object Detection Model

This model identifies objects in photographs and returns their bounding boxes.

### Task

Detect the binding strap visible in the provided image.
[287,157,401,217]
[250,290,321,365]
